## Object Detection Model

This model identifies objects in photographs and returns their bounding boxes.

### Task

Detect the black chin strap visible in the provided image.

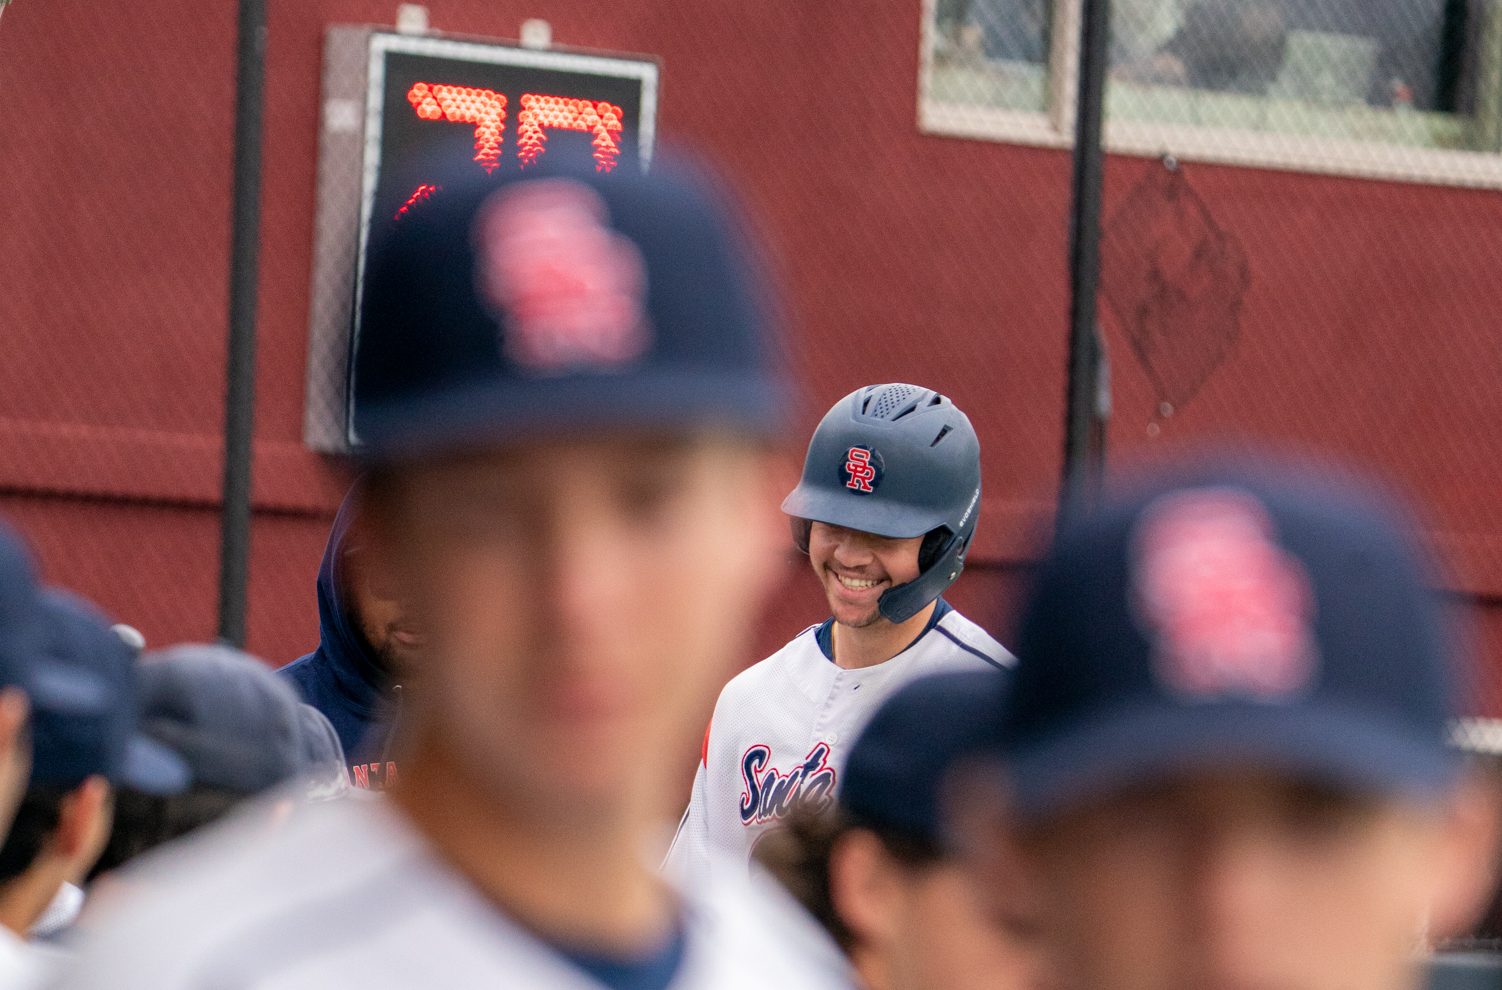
[878,530,968,624]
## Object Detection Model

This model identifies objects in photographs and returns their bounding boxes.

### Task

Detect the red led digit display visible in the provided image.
[406,82,507,172]
[393,182,442,221]
[314,30,660,450]
[516,94,625,172]
[360,32,655,229]
[401,85,627,176]
[398,84,634,211]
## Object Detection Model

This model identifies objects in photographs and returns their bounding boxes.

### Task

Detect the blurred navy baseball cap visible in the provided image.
[137,644,306,795]
[295,703,350,800]
[842,669,1010,847]
[353,157,787,461]
[0,528,136,749]
[0,525,179,795]
[28,591,190,795]
[998,458,1462,822]
[0,530,47,689]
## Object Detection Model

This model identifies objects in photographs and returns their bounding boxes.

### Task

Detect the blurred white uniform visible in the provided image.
[666,601,1011,885]
[0,927,47,989]
[57,794,851,990]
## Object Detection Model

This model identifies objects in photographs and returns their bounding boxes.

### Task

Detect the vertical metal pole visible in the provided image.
[1058,0,1111,532]
[217,0,268,646]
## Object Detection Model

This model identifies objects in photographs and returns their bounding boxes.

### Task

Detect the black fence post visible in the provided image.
[217,0,268,647]
[1058,0,1112,532]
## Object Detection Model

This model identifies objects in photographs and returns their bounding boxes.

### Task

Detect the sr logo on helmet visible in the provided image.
[838,445,884,495]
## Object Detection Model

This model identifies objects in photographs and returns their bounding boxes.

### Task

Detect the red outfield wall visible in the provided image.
[0,3,1499,705]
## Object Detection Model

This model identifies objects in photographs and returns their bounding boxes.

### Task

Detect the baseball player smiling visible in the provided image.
[666,383,1013,884]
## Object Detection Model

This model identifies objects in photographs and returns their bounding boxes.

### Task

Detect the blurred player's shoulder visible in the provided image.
[62,793,853,989]
[696,859,853,985]
[59,793,416,988]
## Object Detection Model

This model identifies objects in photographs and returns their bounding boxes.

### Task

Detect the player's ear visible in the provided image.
[1427,765,1502,941]
[52,776,113,870]
[0,690,30,843]
[828,828,905,948]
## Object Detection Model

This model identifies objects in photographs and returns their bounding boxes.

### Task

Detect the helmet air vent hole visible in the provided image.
[890,398,924,420]
[871,384,919,419]
[931,425,953,447]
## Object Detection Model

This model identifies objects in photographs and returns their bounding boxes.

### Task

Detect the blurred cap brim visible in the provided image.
[356,372,786,463]
[23,659,111,716]
[122,734,191,795]
[1007,701,1461,823]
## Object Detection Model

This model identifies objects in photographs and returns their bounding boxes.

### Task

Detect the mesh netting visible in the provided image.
[1100,156,1252,416]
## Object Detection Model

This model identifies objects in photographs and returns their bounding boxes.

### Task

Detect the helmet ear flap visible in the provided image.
[919,528,950,570]
[790,517,813,555]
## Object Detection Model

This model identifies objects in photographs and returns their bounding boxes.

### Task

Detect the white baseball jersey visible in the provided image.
[666,600,1012,885]
[0,926,49,989]
[58,792,852,990]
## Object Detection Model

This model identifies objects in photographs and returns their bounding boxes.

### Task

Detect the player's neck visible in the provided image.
[849,943,895,990]
[831,600,937,670]
[391,733,675,955]
[0,860,66,937]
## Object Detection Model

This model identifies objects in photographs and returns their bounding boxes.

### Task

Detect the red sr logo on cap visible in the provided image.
[842,446,879,494]
[472,179,651,374]
[1132,488,1318,701]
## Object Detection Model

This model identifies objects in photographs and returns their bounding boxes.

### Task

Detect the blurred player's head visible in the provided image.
[350,595,418,679]
[342,526,423,679]
[961,459,1500,990]
[0,591,187,934]
[758,670,1051,990]
[0,528,50,842]
[784,384,981,635]
[93,644,342,878]
[354,161,788,824]
[322,483,424,681]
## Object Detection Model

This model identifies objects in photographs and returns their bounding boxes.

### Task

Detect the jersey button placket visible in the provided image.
[810,669,845,750]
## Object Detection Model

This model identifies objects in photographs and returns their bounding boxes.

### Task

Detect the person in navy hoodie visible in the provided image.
[278,483,422,790]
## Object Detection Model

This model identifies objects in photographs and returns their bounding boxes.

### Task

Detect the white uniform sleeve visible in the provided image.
[663,757,711,890]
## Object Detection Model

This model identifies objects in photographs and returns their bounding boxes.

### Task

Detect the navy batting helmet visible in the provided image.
[781,384,981,623]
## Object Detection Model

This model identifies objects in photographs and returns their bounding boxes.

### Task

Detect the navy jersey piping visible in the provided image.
[557,924,687,990]
[934,624,1009,671]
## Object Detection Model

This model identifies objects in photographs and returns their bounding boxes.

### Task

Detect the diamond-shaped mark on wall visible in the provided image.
[1101,160,1251,412]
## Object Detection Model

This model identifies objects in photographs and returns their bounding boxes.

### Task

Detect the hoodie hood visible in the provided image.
[279,484,396,766]
[315,487,387,705]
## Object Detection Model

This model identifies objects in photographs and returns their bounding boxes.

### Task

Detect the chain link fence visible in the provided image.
[1,0,1500,749]
[0,0,339,667]
[926,0,1502,740]
[0,0,243,650]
